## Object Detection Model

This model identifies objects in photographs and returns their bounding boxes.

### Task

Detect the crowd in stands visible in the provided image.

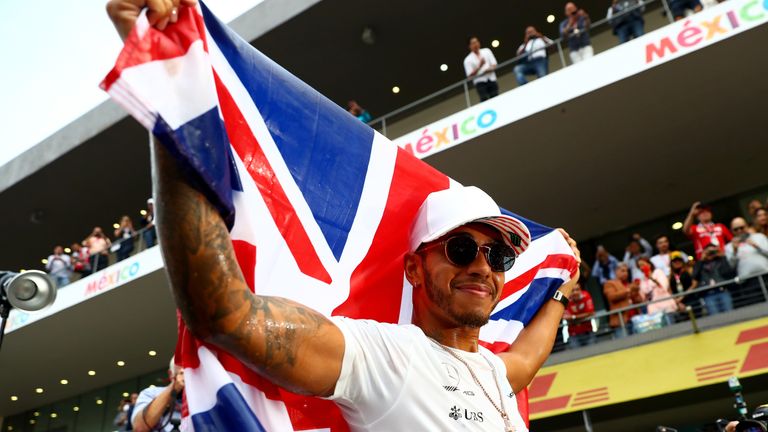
[351,0,724,121]
[42,198,156,288]
[559,198,768,350]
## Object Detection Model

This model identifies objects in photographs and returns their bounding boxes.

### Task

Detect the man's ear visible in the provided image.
[404,252,424,288]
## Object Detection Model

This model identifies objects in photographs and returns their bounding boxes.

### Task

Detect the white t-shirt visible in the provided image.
[463,48,498,84]
[328,317,528,432]
[517,37,552,60]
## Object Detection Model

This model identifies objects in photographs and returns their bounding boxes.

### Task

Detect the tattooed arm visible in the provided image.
[153,140,345,396]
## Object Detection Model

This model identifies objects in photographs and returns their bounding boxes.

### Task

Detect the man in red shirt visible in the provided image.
[683,202,733,260]
[564,282,596,347]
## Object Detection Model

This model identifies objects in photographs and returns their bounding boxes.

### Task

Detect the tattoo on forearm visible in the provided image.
[153,142,330,387]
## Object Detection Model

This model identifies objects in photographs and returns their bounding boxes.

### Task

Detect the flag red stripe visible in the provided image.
[334,149,449,322]
[213,71,332,284]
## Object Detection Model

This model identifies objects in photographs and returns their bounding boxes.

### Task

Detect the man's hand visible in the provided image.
[106,0,197,41]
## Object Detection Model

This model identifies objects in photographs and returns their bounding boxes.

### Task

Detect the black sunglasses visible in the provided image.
[418,234,517,272]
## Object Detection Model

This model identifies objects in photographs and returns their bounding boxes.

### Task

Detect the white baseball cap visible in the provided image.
[409,186,531,256]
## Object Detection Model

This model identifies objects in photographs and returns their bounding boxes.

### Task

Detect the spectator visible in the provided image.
[591,245,620,286]
[132,358,184,432]
[347,100,372,123]
[667,0,703,21]
[753,208,768,236]
[623,233,653,280]
[607,0,645,43]
[564,282,596,347]
[692,243,736,315]
[636,256,678,324]
[651,234,689,277]
[669,251,697,313]
[463,36,499,101]
[114,215,136,262]
[70,242,91,277]
[123,392,138,431]
[560,2,593,64]
[513,26,553,86]
[85,227,112,272]
[603,262,644,337]
[683,201,733,260]
[45,245,71,288]
[114,397,132,430]
[747,199,764,219]
[726,217,768,306]
[142,198,157,248]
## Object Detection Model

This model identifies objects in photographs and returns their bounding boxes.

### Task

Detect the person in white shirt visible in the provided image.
[463,36,499,101]
[109,3,581,431]
[725,217,768,306]
[513,26,553,86]
[45,245,72,288]
[650,234,689,277]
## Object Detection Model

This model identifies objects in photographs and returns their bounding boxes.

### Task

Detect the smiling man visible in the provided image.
[106,1,580,430]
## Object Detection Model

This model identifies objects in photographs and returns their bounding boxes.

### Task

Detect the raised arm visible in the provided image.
[106,0,345,396]
[153,140,344,396]
[499,229,580,393]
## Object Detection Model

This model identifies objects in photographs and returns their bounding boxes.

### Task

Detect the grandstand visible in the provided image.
[1,0,767,430]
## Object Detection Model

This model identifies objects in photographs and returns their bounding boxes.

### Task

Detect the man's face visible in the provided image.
[54,246,63,255]
[757,209,767,226]
[469,37,481,52]
[616,266,629,281]
[697,209,713,223]
[704,245,719,260]
[671,259,684,271]
[748,200,762,216]
[627,241,640,255]
[414,223,505,328]
[596,248,608,263]
[565,3,578,16]
[525,26,537,37]
[570,284,582,301]
[656,236,670,253]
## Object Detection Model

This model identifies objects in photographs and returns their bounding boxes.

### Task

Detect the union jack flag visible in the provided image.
[102,3,577,430]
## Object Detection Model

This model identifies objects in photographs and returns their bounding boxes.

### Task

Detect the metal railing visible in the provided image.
[367,0,676,138]
[58,225,158,285]
[555,270,768,352]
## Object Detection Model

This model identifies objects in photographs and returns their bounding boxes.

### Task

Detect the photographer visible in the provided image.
[132,358,184,432]
[724,404,768,432]
[692,243,736,315]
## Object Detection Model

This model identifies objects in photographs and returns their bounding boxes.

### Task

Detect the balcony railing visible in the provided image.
[553,270,768,353]
[367,0,676,139]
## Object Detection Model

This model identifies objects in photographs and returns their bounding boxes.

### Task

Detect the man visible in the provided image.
[463,36,499,101]
[347,100,372,123]
[560,2,593,64]
[692,243,736,315]
[603,263,643,337]
[607,0,645,44]
[669,251,696,314]
[564,282,595,348]
[622,233,652,281]
[683,201,733,260]
[725,217,768,306]
[108,4,579,431]
[591,245,619,287]
[141,198,157,248]
[651,234,689,277]
[132,358,184,432]
[45,245,72,288]
[513,26,552,86]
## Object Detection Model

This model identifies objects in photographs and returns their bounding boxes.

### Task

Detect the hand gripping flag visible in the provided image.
[102,3,578,430]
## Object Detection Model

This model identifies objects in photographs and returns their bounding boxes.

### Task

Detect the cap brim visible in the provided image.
[418,214,531,256]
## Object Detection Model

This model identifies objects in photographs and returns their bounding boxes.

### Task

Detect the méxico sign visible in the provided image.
[391,0,767,159]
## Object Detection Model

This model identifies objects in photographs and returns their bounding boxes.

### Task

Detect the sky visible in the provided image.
[0,0,263,168]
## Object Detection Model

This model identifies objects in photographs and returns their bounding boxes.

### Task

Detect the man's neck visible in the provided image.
[424,326,482,352]
[413,310,482,352]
